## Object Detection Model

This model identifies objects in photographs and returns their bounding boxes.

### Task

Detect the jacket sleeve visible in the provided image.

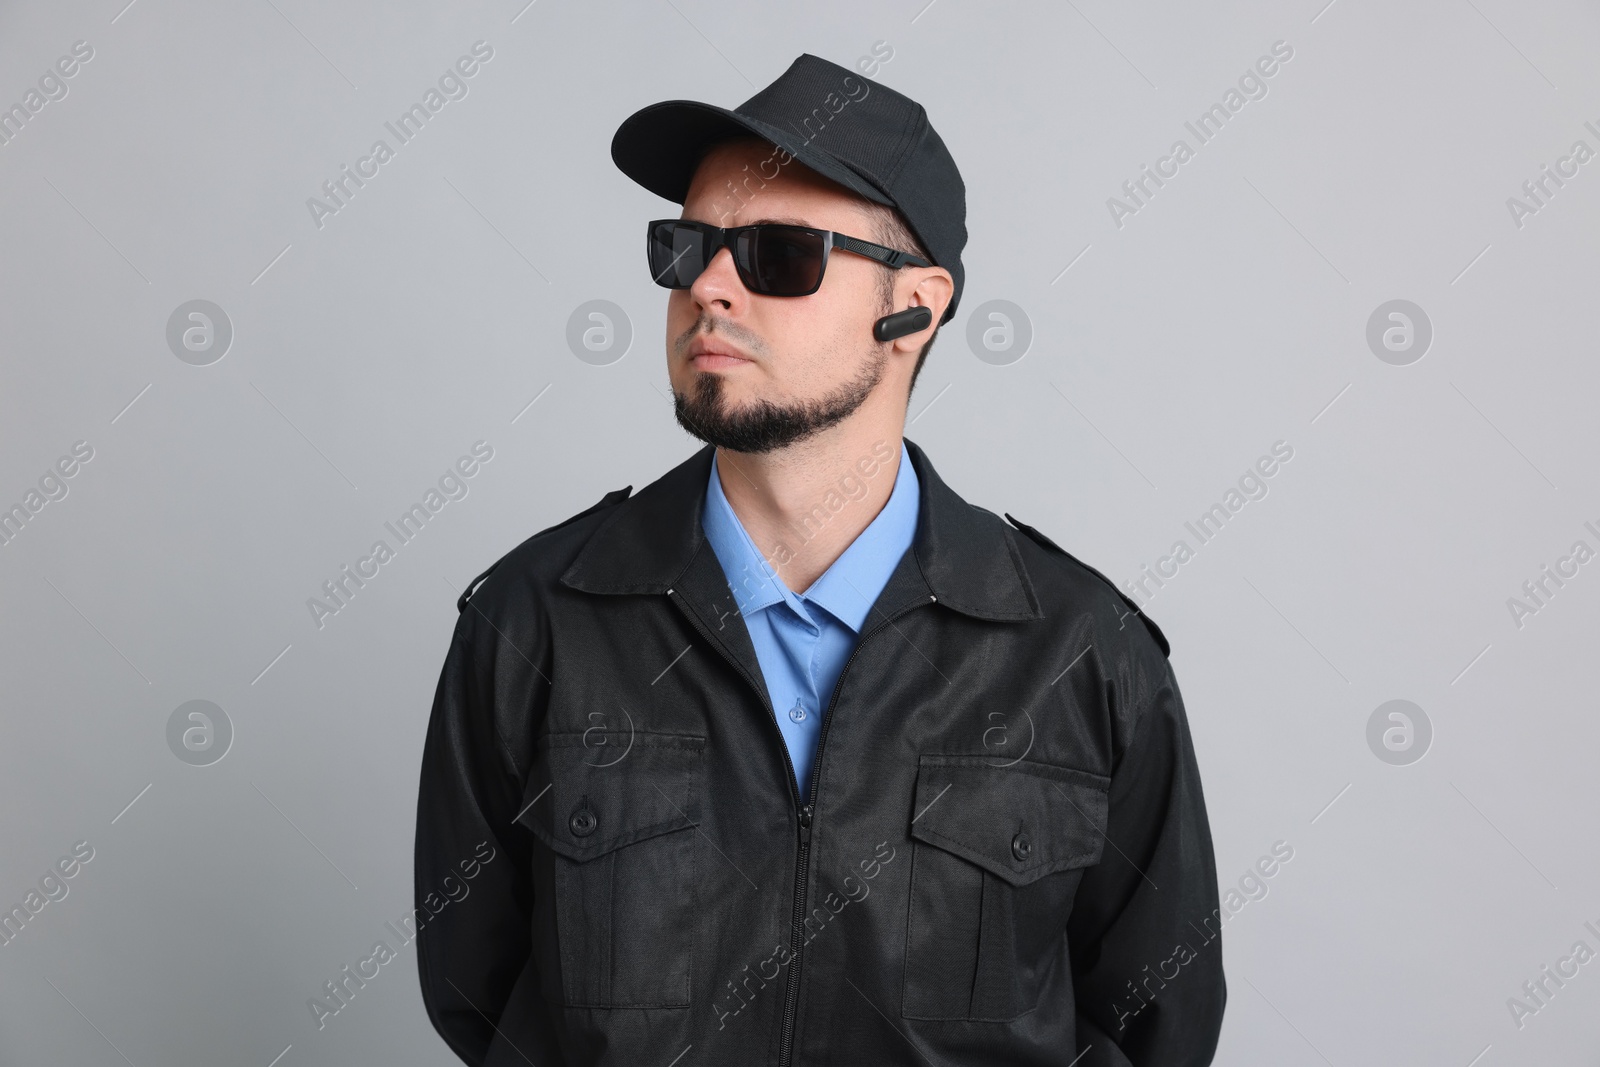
[1066,659,1226,1065]
[413,600,543,1065]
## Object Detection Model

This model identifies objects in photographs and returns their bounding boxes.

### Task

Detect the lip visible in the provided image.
[687,338,754,370]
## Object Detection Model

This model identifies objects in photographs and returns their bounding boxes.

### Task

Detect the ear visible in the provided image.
[887,267,954,354]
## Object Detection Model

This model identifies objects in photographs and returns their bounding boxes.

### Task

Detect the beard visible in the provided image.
[673,346,886,454]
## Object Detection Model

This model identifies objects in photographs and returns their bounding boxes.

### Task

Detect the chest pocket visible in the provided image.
[901,754,1110,1021]
[517,732,704,1008]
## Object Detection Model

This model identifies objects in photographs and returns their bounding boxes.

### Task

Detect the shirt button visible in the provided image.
[570,807,598,837]
[1011,832,1032,862]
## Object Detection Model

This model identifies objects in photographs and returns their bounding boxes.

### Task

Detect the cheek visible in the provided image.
[801,273,867,329]
[765,301,840,385]
[816,292,877,364]
[824,256,881,307]
[823,266,889,350]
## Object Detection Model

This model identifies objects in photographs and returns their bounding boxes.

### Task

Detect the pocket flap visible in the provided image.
[516,732,704,862]
[908,755,1110,886]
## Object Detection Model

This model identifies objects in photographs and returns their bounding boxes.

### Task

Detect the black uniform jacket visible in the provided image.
[414,437,1225,1067]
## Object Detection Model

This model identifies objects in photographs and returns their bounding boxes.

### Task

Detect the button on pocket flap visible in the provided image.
[909,755,1110,886]
[517,733,704,862]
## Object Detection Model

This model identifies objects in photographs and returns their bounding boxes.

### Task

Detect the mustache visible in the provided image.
[675,316,769,361]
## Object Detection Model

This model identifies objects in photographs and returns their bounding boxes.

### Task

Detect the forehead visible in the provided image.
[681,137,875,232]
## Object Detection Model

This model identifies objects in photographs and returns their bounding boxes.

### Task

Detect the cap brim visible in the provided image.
[611,100,895,210]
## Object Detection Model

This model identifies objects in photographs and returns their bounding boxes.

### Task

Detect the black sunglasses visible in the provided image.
[647,219,931,297]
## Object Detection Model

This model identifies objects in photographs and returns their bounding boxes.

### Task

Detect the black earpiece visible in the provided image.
[873,306,932,343]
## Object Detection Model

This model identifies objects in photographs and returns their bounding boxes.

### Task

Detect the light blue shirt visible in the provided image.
[702,442,919,805]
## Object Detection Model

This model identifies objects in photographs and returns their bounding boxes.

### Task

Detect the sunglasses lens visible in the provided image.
[741,227,826,295]
[648,222,827,295]
[648,222,706,288]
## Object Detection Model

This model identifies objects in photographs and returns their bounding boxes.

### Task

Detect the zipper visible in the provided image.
[666,586,809,1054]
[776,591,936,1067]
[667,585,935,1067]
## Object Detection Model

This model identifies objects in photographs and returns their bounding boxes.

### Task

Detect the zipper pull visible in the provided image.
[797,804,812,845]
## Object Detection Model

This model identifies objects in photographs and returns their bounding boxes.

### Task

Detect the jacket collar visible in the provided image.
[559,437,1041,624]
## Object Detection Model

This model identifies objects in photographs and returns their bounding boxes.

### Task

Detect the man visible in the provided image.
[414,53,1224,1066]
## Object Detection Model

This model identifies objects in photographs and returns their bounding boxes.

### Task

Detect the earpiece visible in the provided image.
[873,306,932,343]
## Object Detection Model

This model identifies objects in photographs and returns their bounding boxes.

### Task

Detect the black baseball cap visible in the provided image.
[611,53,967,325]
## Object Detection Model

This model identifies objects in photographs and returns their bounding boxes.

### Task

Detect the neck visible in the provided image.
[714,418,905,595]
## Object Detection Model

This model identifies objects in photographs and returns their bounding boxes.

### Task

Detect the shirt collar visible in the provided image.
[701,443,920,634]
[559,436,1041,624]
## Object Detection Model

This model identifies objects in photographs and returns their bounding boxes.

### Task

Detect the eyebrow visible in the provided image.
[680,214,817,228]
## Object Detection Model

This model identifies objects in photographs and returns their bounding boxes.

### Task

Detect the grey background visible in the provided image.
[1,0,1597,1063]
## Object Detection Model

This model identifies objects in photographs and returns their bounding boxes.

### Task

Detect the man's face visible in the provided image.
[666,137,897,454]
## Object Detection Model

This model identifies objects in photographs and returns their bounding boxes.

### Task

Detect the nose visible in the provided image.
[688,244,746,314]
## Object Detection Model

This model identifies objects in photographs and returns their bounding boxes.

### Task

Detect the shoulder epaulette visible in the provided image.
[1003,513,1170,658]
[456,486,633,614]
